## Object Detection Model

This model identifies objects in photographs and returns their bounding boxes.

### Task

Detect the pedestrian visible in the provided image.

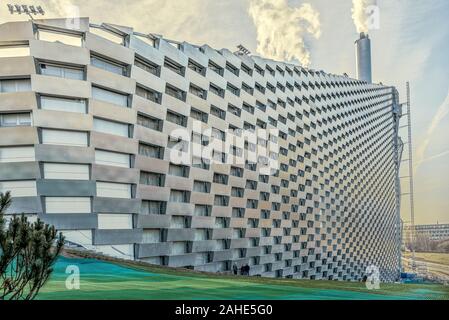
[232,264,238,275]
[246,264,250,276]
[240,266,245,275]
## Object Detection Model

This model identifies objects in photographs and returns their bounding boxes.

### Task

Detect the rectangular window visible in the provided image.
[37,29,83,47]
[210,106,226,120]
[92,86,128,107]
[0,180,37,197]
[0,45,29,58]
[137,113,163,131]
[140,171,165,186]
[0,79,31,93]
[0,113,31,127]
[45,197,91,214]
[165,84,186,101]
[43,163,89,180]
[135,56,160,76]
[166,110,187,127]
[136,85,161,104]
[93,118,129,137]
[39,62,84,80]
[208,60,223,76]
[95,149,130,168]
[41,129,88,147]
[0,146,35,163]
[89,27,123,45]
[227,104,241,117]
[189,83,206,99]
[141,200,167,215]
[193,180,211,193]
[98,214,132,230]
[225,62,239,76]
[169,190,190,203]
[40,96,86,113]
[164,57,184,76]
[241,63,252,76]
[209,83,224,98]
[168,164,189,178]
[194,204,211,217]
[190,108,208,123]
[188,59,205,75]
[139,143,164,159]
[242,83,253,95]
[242,103,254,115]
[96,182,131,199]
[226,83,240,96]
[91,54,126,76]
[213,173,228,185]
[214,195,229,207]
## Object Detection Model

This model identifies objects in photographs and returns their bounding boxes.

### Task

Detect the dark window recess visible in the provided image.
[135,56,160,76]
[164,57,184,76]
[136,85,161,104]
[189,83,207,99]
[165,84,186,101]
[208,60,224,76]
[188,59,205,75]
[137,113,163,131]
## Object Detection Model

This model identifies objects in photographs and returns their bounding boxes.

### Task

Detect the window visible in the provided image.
[135,56,160,76]
[92,86,128,107]
[93,118,129,137]
[209,83,224,98]
[194,204,211,216]
[139,143,164,159]
[188,59,205,75]
[211,127,225,141]
[40,96,86,113]
[37,29,83,47]
[214,195,229,207]
[95,149,130,168]
[241,63,252,76]
[0,113,31,127]
[232,207,245,218]
[213,173,228,185]
[41,129,88,147]
[166,110,187,127]
[193,180,211,193]
[242,103,254,115]
[192,156,210,170]
[242,83,253,95]
[0,180,37,197]
[141,200,167,215]
[189,83,206,99]
[169,163,189,177]
[135,86,161,104]
[164,57,184,76]
[246,199,258,209]
[208,60,223,76]
[43,163,89,180]
[227,104,241,117]
[39,62,84,80]
[137,113,163,131]
[210,106,226,120]
[0,79,31,92]
[246,180,257,190]
[254,64,264,76]
[96,182,131,198]
[190,108,208,123]
[169,189,190,203]
[226,83,240,96]
[91,54,126,75]
[231,187,244,198]
[0,146,35,163]
[98,214,132,230]
[140,171,165,186]
[45,197,90,213]
[89,27,123,44]
[0,45,29,57]
[165,84,186,101]
[225,62,239,76]
[230,166,243,177]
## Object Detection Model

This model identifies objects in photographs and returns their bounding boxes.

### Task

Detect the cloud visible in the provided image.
[248,0,321,67]
[351,0,378,34]
[415,88,449,170]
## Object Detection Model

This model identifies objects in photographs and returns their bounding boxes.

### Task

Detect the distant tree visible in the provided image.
[0,191,65,300]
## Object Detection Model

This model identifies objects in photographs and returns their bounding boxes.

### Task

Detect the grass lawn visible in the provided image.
[412,252,449,266]
[35,255,449,300]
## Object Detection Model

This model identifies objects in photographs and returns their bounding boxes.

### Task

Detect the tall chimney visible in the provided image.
[355,32,372,83]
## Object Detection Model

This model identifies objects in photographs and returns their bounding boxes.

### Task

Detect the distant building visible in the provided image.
[414,224,449,241]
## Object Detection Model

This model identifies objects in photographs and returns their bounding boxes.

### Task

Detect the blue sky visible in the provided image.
[1,0,447,224]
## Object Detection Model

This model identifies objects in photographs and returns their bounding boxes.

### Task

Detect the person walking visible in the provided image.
[232,264,238,275]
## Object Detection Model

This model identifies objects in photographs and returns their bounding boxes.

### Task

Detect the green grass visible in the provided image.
[35,256,449,300]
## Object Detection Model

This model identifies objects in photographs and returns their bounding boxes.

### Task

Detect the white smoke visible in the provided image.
[248,0,321,67]
[352,0,378,34]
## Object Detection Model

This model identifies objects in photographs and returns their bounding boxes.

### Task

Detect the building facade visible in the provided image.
[0,18,402,281]
[414,224,449,241]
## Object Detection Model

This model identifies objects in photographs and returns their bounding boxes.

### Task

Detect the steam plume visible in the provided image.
[352,0,377,34]
[248,0,321,67]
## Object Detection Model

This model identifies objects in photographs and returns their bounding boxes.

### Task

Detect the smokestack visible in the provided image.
[355,32,372,83]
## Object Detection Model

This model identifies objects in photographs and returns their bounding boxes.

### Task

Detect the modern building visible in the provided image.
[414,224,449,241]
[0,18,402,281]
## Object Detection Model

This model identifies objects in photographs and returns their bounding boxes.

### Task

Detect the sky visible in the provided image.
[0,0,448,225]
